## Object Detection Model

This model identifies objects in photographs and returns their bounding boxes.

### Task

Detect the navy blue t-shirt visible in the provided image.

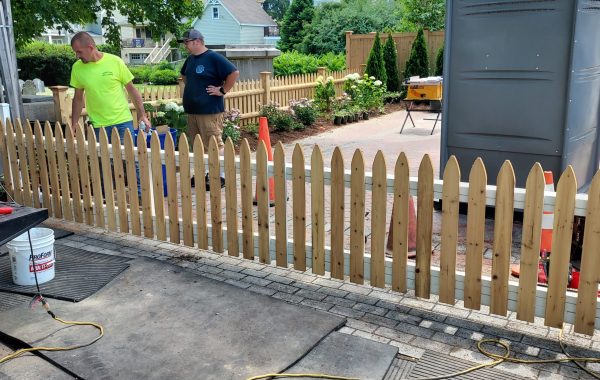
[180,50,237,115]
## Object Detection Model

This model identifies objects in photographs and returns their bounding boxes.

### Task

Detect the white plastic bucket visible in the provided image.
[6,228,55,286]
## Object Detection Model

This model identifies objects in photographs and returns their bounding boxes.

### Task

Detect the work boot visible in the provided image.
[205,173,225,191]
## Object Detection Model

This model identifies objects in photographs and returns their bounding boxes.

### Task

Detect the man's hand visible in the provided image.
[139,115,151,132]
[206,85,223,96]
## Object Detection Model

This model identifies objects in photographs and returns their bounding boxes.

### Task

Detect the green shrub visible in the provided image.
[314,76,335,112]
[222,108,242,145]
[274,51,318,76]
[129,66,153,84]
[17,41,76,85]
[383,34,401,92]
[365,32,387,85]
[404,28,429,79]
[150,69,179,85]
[243,123,259,136]
[156,61,173,70]
[259,103,301,132]
[435,46,444,76]
[316,52,345,72]
[290,99,317,127]
[273,51,345,76]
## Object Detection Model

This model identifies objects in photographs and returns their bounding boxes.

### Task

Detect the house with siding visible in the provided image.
[37,11,177,65]
[192,0,279,46]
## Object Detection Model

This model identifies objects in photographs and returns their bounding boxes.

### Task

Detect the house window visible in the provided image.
[212,7,219,19]
[135,28,142,38]
[129,53,148,64]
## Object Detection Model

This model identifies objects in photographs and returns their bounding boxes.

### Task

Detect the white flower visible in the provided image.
[165,102,178,111]
[374,80,382,86]
[351,85,357,89]
[177,106,185,113]
[357,80,363,84]
[369,76,376,80]
[156,111,166,117]
[326,76,334,82]
[316,75,324,84]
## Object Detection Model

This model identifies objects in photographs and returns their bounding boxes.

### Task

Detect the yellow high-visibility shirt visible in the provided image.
[70,53,134,127]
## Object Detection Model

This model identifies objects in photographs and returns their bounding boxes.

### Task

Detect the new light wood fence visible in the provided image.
[2,118,599,335]
[345,30,445,79]
[50,68,360,128]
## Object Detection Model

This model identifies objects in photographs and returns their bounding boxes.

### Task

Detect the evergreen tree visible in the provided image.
[404,28,429,79]
[435,46,444,76]
[278,0,314,52]
[365,32,387,85]
[383,33,400,91]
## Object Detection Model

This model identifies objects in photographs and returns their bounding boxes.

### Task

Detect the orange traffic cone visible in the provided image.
[386,195,417,255]
[254,117,276,206]
[511,171,555,279]
[540,171,555,253]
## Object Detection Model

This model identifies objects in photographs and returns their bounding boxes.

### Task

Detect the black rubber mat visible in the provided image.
[407,350,528,380]
[0,244,131,302]
[0,292,32,312]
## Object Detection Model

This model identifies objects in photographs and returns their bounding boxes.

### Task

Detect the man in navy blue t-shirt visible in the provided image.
[178,29,239,189]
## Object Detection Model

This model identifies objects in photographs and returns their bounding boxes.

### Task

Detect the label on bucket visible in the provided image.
[29,250,53,272]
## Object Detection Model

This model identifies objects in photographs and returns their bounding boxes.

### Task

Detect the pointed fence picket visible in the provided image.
[4,119,600,335]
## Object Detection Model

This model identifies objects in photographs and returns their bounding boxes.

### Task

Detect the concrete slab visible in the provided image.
[282,332,398,380]
[0,258,345,379]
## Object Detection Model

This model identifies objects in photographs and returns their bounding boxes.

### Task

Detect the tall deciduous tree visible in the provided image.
[301,0,401,55]
[383,33,400,91]
[278,0,314,52]
[11,0,204,48]
[262,0,290,23]
[365,32,386,85]
[404,28,429,79]
[399,0,445,32]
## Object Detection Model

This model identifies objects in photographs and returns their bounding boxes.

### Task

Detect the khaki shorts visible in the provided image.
[187,113,224,149]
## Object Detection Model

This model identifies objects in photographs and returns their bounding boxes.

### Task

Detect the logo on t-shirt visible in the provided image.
[101,71,113,77]
[196,65,205,74]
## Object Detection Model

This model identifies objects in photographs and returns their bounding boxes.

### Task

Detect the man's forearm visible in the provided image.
[71,97,83,129]
[131,91,146,124]
[222,71,239,93]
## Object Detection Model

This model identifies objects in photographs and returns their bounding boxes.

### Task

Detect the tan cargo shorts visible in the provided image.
[187,113,224,149]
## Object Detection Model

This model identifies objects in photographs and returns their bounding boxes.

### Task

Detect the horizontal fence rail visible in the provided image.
[50,68,361,128]
[1,118,599,335]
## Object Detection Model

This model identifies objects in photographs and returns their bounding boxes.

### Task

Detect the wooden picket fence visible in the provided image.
[345,30,445,79]
[2,118,600,336]
[50,68,360,128]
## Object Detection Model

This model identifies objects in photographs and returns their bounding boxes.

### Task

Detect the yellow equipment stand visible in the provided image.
[401,80,443,135]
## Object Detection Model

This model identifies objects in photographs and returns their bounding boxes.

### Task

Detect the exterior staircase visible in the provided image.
[144,37,173,64]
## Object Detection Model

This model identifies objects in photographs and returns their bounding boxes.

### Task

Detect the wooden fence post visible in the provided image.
[260,71,271,106]
[177,77,185,98]
[345,31,353,68]
[317,67,326,78]
[50,86,70,125]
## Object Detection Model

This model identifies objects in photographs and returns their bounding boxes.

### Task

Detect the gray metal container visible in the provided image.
[441,0,600,191]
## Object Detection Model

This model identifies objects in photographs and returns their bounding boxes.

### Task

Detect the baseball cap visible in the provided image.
[177,29,204,43]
